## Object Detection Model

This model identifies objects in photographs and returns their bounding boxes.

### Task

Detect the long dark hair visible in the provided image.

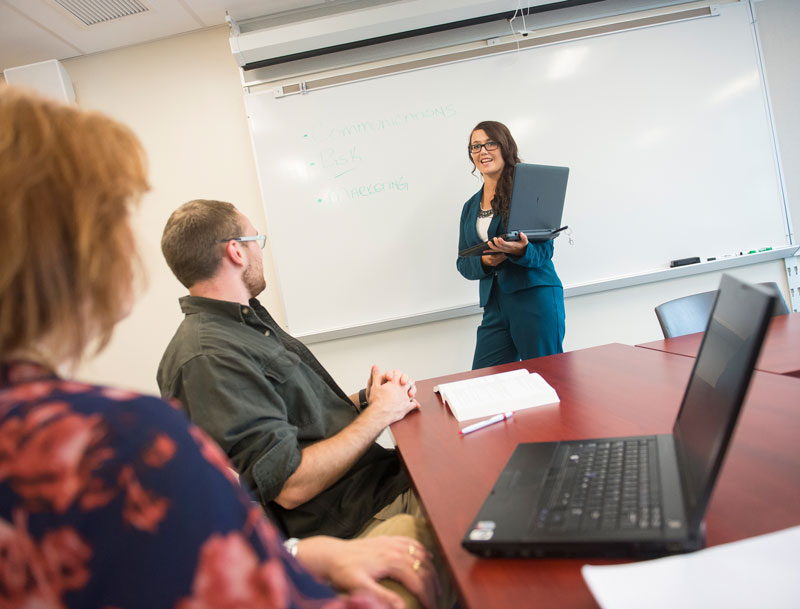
[468,120,521,222]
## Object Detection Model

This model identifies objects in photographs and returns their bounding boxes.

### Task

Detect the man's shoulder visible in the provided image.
[157,313,240,389]
[157,305,291,387]
[169,304,249,349]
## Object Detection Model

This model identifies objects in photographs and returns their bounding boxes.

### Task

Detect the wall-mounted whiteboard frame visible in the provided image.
[242,1,793,343]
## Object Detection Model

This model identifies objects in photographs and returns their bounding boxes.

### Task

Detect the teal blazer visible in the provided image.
[457,187,562,307]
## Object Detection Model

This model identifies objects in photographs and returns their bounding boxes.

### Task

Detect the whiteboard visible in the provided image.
[244,2,788,338]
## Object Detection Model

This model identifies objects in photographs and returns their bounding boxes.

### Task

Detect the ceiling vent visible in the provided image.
[53,0,150,26]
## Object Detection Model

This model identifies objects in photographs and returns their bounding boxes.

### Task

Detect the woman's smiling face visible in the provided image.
[470,129,505,180]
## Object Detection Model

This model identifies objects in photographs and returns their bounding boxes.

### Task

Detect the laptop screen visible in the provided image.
[672,275,774,528]
[508,164,569,231]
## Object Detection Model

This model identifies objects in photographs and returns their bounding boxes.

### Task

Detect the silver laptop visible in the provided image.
[459,163,568,257]
[462,275,776,558]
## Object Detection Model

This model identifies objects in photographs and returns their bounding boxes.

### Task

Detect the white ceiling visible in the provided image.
[0,0,340,73]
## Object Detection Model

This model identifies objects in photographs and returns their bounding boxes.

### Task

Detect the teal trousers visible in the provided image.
[472,284,565,370]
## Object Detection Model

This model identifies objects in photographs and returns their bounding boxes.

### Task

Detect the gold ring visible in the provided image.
[412,559,421,572]
[409,545,415,556]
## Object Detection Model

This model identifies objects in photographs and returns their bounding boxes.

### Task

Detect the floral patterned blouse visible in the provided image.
[0,360,384,609]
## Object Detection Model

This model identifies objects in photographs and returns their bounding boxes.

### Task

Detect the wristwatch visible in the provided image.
[284,537,300,557]
[359,387,369,410]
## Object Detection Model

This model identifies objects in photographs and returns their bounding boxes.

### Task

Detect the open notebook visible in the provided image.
[434,369,559,422]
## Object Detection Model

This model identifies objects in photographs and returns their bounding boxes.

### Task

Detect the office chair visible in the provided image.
[654,281,789,339]
[654,289,718,339]
[758,281,790,316]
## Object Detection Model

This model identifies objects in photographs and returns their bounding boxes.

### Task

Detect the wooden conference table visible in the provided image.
[637,312,800,377]
[391,343,800,609]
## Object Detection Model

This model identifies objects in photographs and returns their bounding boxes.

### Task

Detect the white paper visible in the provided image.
[434,369,559,422]
[581,526,800,609]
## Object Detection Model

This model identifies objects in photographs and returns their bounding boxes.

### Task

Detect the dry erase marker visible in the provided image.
[459,412,514,435]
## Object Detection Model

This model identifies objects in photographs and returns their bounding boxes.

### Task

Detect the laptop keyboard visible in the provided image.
[535,439,662,532]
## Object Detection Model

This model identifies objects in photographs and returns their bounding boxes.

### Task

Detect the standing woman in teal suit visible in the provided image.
[457,120,565,369]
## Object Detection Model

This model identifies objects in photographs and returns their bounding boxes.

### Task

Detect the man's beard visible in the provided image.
[243,260,266,298]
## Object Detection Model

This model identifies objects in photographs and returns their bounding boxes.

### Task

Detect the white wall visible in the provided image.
[48,1,794,397]
[65,27,283,393]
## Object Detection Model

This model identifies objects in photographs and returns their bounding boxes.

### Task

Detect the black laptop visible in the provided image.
[462,275,776,558]
[458,163,569,257]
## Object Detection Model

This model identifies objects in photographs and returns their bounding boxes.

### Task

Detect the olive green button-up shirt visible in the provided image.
[157,296,408,538]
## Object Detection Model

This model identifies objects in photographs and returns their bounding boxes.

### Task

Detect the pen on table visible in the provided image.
[459,411,514,436]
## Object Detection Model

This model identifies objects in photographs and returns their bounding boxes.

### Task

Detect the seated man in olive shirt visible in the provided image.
[157,199,421,541]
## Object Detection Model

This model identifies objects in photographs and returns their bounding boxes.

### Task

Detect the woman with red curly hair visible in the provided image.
[0,86,438,609]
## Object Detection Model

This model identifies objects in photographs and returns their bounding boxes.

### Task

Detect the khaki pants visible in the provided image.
[357,490,456,609]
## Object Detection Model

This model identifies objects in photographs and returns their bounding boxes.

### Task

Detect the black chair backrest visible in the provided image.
[654,281,788,339]
[757,282,790,316]
[655,290,718,339]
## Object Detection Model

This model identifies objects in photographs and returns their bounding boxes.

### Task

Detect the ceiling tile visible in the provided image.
[186,0,330,24]
[0,3,82,72]
[5,0,204,54]
[0,0,394,73]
